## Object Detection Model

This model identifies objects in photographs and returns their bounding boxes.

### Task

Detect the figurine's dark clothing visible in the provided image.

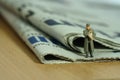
[83,29,96,57]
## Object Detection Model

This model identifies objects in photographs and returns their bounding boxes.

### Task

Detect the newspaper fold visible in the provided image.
[0,0,120,64]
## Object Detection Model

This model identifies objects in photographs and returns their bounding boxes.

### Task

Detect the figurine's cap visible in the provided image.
[86,24,90,27]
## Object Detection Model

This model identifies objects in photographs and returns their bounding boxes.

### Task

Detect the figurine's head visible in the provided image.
[86,24,91,30]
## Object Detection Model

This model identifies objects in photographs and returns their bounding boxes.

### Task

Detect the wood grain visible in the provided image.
[0,15,120,80]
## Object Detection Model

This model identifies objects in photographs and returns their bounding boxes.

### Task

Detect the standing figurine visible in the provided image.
[83,24,96,58]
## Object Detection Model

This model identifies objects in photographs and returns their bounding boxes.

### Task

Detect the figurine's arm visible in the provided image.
[83,30,88,37]
[92,30,96,38]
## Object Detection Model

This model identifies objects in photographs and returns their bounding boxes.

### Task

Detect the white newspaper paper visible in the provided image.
[0,0,120,64]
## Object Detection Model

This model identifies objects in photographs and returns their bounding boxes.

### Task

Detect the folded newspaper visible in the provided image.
[0,0,120,64]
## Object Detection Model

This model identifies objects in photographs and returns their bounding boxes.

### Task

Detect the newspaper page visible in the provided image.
[0,7,84,64]
[0,0,120,64]
[0,0,120,52]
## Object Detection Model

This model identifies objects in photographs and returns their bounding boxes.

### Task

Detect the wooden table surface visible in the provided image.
[0,15,120,80]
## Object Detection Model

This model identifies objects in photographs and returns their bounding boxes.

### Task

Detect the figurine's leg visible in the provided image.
[89,40,94,57]
[84,39,89,58]
[85,47,89,58]
[85,52,89,58]
[90,51,93,57]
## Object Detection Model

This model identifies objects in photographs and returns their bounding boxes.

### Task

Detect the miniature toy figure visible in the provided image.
[83,24,96,58]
